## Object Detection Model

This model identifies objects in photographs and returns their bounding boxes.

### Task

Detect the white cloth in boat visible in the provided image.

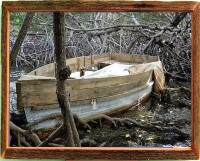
[70,63,132,79]
[70,61,165,92]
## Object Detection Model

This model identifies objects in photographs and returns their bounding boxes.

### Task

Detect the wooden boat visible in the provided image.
[16,53,165,131]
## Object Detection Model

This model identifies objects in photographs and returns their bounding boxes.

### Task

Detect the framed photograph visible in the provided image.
[1,1,200,160]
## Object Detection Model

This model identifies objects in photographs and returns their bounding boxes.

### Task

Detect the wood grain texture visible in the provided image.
[111,53,159,63]
[27,54,110,76]
[3,147,198,160]
[1,6,10,158]
[191,3,200,158]
[16,70,152,107]
[1,0,200,160]
[16,53,157,108]
[2,1,198,12]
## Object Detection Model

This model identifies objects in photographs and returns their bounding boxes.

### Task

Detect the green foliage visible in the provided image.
[10,12,174,34]
[10,12,26,30]
[29,12,52,33]
[11,12,53,34]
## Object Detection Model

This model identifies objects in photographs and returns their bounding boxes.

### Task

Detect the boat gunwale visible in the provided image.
[26,53,160,78]
[17,69,154,82]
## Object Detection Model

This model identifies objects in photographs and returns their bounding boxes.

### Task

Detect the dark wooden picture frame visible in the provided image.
[1,1,200,160]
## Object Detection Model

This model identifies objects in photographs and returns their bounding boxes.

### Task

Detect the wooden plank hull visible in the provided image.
[16,53,165,131]
[17,70,153,108]
[24,82,153,131]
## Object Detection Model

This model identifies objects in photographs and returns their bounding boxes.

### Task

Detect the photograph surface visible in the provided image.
[9,12,191,148]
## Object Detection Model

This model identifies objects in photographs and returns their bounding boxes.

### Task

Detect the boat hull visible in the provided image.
[24,82,153,130]
[15,53,165,131]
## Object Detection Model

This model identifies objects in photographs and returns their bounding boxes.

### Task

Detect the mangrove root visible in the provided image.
[37,124,63,147]
[101,114,190,139]
[25,112,62,129]
[10,121,42,146]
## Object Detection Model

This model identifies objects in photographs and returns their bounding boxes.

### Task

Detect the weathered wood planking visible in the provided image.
[65,57,78,71]
[33,81,153,109]
[25,83,153,131]
[29,62,56,77]
[1,5,10,155]
[17,70,153,108]
[27,54,111,76]
[25,53,157,78]
[111,53,159,63]
[92,53,110,64]
[192,3,200,156]
[78,54,110,69]
[16,53,162,108]
[71,81,145,101]
[4,1,198,12]
[16,80,58,108]
[19,75,56,81]
[77,56,92,69]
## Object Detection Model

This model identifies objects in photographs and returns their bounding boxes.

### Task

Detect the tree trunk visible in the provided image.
[53,12,80,147]
[10,12,35,66]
